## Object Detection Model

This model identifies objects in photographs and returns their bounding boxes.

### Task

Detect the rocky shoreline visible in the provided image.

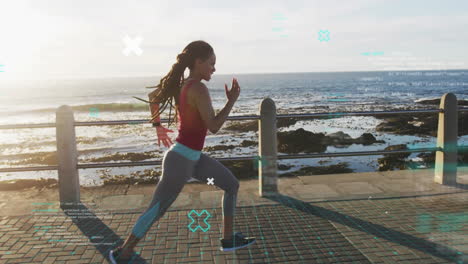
[2,98,467,190]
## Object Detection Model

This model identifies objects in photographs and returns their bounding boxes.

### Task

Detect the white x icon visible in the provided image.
[122,35,143,56]
[207,178,214,185]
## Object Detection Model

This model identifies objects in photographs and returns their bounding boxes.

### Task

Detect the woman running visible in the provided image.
[110,40,256,263]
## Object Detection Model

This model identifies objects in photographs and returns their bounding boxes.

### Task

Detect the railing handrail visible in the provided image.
[6,146,465,173]
[2,107,468,130]
[0,107,467,173]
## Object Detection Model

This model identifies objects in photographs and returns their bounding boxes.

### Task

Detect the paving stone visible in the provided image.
[99,194,144,210]
[335,181,384,195]
[298,171,385,184]
[374,179,434,192]
[1,179,466,263]
[172,193,192,208]
[290,184,340,200]
[199,190,224,202]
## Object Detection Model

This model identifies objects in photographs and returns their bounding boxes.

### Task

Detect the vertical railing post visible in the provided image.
[434,93,458,185]
[258,98,278,197]
[56,105,80,208]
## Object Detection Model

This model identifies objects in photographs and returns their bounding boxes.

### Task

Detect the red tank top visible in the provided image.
[175,79,208,150]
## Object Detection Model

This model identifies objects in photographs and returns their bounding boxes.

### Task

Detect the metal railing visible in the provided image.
[0,92,466,205]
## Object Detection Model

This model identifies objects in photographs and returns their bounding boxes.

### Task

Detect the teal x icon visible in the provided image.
[253,155,270,169]
[188,210,211,232]
[318,30,330,42]
[89,107,99,117]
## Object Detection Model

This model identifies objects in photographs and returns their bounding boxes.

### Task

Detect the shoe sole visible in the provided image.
[219,239,256,252]
[109,250,117,264]
[109,249,137,263]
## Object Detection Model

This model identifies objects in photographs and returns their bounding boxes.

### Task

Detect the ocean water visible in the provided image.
[1,70,467,185]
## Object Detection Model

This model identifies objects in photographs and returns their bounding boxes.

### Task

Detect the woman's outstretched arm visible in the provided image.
[147,89,174,147]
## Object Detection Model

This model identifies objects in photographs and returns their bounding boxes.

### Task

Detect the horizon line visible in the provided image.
[2,68,468,82]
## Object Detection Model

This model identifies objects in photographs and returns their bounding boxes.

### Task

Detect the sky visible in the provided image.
[0,0,467,81]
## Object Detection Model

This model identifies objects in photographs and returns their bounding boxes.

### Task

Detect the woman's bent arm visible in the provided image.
[193,83,234,134]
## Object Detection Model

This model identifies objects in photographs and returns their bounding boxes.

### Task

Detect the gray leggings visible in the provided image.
[131,149,240,238]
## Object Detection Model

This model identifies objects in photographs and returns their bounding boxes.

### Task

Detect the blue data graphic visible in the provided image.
[188,209,211,232]
[271,13,288,37]
[89,107,99,117]
[318,30,330,42]
[253,155,270,169]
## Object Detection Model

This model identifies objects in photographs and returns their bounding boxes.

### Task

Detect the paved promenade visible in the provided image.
[0,168,467,263]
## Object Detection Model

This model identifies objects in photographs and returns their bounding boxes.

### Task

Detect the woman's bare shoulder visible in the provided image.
[186,81,208,107]
[188,81,209,95]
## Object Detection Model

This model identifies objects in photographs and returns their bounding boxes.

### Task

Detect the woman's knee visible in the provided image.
[228,176,240,194]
